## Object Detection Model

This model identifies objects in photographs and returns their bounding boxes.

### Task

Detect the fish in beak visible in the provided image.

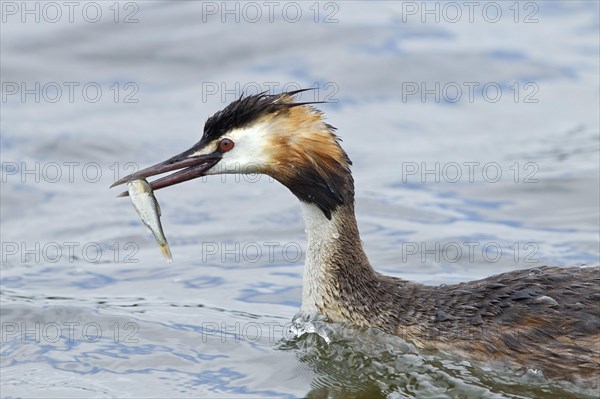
[110,147,222,197]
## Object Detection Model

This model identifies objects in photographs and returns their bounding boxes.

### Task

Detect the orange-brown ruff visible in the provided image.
[112,90,600,388]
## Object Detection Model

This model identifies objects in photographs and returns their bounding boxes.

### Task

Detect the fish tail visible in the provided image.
[160,243,173,264]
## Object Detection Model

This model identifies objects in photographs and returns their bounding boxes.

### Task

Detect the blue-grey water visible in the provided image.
[1,1,599,398]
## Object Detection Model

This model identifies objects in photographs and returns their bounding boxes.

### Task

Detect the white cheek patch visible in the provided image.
[207,122,274,174]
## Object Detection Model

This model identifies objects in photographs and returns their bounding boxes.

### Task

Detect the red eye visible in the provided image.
[219,138,235,152]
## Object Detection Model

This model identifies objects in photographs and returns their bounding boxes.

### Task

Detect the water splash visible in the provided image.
[289,311,336,344]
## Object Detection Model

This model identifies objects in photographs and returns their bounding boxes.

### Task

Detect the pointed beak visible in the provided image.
[110,147,222,197]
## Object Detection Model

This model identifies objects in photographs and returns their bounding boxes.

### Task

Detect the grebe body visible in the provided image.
[112,90,600,386]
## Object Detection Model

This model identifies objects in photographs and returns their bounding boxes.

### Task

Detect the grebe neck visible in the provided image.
[300,201,379,321]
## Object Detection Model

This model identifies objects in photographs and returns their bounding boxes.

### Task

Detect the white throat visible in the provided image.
[300,202,341,314]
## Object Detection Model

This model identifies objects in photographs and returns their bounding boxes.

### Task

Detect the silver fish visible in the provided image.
[128,178,173,263]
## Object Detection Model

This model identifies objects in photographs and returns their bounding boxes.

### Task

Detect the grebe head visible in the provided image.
[112,89,354,219]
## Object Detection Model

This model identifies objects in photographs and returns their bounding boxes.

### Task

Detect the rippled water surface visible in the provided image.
[1,1,599,398]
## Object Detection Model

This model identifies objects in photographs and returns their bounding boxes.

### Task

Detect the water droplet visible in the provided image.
[332,232,340,239]
[523,368,546,383]
[534,295,559,306]
[528,268,543,276]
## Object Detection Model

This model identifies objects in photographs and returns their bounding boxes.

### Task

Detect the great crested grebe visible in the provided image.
[112,89,600,386]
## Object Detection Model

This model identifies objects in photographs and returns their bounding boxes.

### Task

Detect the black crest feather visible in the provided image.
[201,89,325,144]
